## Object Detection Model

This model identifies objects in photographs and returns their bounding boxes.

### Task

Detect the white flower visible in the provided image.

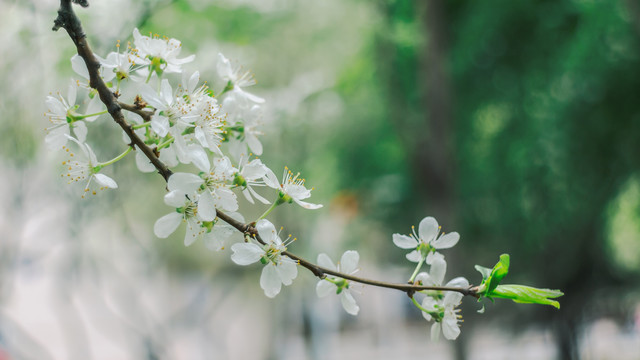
[60,136,117,198]
[222,97,264,160]
[154,177,217,246]
[45,81,88,150]
[230,219,297,298]
[264,166,323,210]
[217,53,265,104]
[420,277,469,341]
[140,79,199,138]
[202,212,244,251]
[392,216,459,263]
[101,43,145,83]
[415,252,447,287]
[233,156,271,205]
[133,28,195,74]
[315,250,360,315]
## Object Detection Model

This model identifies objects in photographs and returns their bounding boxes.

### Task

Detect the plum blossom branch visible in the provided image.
[52,0,476,300]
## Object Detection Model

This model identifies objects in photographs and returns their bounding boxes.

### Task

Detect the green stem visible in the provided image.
[157,137,174,150]
[132,122,152,130]
[98,146,133,168]
[257,199,281,221]
[75,110,109,120]
[411,295,431,313]
[145,68,153,84]
[408,257,425,283]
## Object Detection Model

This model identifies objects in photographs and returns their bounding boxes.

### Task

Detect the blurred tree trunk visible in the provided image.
[417,0,455,226]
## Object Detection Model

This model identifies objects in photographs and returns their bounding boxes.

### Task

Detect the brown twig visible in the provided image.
[119,101,154,122]
[52,0,476,299]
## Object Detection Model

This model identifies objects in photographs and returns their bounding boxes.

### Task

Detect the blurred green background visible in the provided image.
[1,0,640,359]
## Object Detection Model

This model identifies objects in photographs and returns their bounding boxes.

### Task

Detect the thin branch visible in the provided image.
[52,0,476,300]
[214,210,476,297]
[52,0,172,181]
[119,101,155,122]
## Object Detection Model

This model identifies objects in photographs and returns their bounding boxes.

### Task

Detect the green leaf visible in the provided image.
[491,284,564,309]
[487,254,510,293]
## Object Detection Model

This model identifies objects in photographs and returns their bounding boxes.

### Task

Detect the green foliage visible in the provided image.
[476,254,563,309]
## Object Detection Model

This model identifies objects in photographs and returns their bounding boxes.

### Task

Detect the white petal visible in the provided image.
[256,219,278,244]
[168,172,203,194]
[316,280,335,298]
[184,218,204,246]
[263,168,280,189]
[151,115,170,137]
[406,250,422,263]
[241,188,256,205]
[433,232,460,249]
[203,225,233,251]
[135,150,156,172]
[214,188,239,212]
[248,186,270,205]
[94,173,118,189]
[443,292,464,307]
[197,191,217,221]
[431,322,441,342]
[339,250,359,274]
[164,190,187,207]
[418,217,439,243]
[246,132,263,155]
[317,253,337,271]
[429,255,447,286]
[340,290,359,315]
[292,198,323,210]
[72,121,87,143]
[276,259,297,286]
[153,212,182,238]
[260,263,282,298]
[442,316,461,340]
[161,79,173,106]
[230,243,263,265]
[392,234,418,249]
[45,126,70,150]
[187,144,210,173]
[446,276,470,289]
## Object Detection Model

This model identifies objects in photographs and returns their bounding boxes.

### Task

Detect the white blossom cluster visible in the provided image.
[393,216,469,340]
[46,28,475,340]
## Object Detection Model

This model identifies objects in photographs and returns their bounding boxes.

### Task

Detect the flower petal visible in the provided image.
[135,151,156,173]
[260,263,282,298]
[197,190,217,222]
[431,322,441,342]
[256,219,279,245]
[168,172,203,194]
[429,254,447,286]
[276,259,297,286]
[340,290,360,315]
[442,315,461,340]
[339,250,359,274]
[418,217,439,243]
[392,234,417,249]
[292,198,323,210]
[317,253,337,271]
[433,232,460,249]
[406,250,422,263]
[153,212,182,238]
[94,173,118,189]
[230,242,263,265]
[316,280,335,297]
